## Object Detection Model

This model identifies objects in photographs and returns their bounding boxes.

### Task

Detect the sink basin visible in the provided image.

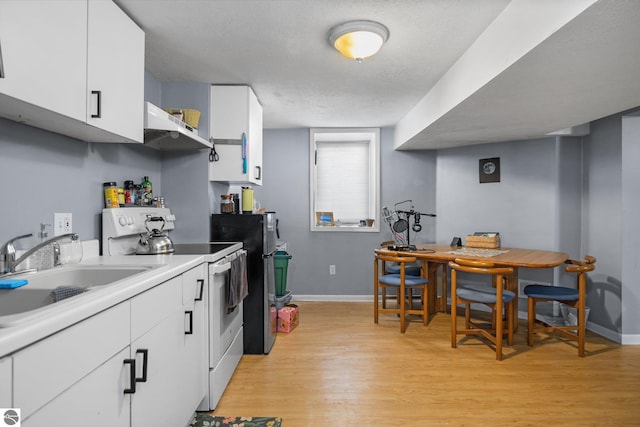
[0,265,154,327]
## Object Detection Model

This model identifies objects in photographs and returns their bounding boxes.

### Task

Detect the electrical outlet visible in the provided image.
[54,213,72,236]
[329,265,336,275]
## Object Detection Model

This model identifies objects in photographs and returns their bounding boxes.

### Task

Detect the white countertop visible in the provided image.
[0,253,207,358]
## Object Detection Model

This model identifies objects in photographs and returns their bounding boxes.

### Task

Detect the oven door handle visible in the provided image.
[212,261,231,274]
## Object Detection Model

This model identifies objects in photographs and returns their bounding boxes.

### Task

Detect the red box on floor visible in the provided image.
[277,304,299,333]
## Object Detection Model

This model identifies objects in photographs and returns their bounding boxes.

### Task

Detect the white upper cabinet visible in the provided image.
[0,0,144,143]
[86,0,144,143]
[0,1,87,122]
[209,85,263,186]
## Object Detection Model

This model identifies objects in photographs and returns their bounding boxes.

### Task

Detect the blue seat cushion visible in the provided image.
[379,274,428,287]
[456,284,516,304]
[385,264,421,276]
[524,284,578,301]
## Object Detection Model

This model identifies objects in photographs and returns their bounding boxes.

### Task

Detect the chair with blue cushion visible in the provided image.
[378,241,421,309]
[374,249,429,333]
[449,258,516,361]
[524,256,596,357]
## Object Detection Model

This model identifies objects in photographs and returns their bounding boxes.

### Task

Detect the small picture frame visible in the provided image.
[315,211,334,226]
[479,157,501,183]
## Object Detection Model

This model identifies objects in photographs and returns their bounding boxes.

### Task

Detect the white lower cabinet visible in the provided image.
[23,347,130,427]
[12,263,208,427]
[15,302,130,422]
[182,265,208,412]
[0,357,11,407]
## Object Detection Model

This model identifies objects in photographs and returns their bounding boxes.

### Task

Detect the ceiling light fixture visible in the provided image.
[328,20,389,63]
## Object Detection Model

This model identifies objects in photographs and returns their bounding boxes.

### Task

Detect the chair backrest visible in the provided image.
[565,256,596,274]
[448,258,514,276]
[374,249,417,265]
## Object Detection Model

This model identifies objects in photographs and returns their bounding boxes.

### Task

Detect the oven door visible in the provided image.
[209,251,245,368]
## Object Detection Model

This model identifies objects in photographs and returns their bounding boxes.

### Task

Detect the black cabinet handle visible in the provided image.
[91,90,102,118]
[123,358,136,394]
[195,279,204,301]
[135,349,148,383]
[185,310,193,335]
[255,165,261,180]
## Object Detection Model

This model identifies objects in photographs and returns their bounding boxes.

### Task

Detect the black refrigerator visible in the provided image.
[211,213,277,354]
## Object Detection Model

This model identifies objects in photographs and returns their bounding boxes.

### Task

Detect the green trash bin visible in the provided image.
[274,250,292,297]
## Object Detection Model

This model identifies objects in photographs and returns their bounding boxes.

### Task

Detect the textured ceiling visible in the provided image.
[115,0,640,149]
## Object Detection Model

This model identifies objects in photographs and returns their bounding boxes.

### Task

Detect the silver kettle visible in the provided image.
[136,216,174,255]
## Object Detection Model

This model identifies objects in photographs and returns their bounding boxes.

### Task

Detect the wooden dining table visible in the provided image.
[383,244,570,330]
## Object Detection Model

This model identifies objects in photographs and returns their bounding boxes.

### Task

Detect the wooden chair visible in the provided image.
[374,249,428,333]
[449,259,516,361]
[524,256,596,357]
[378,241,421,309]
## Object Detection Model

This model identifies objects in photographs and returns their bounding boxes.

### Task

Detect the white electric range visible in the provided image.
[101,207,245,410]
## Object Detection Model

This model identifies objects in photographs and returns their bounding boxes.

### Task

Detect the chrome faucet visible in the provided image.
[2,233,79,274]
[0,233,33,274]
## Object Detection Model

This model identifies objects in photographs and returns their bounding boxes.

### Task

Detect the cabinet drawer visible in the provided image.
[131,277,182,341]
[183,264,206,306]
[13,302,130,418]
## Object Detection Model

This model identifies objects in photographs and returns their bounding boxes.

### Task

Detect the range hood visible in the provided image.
[143,102,211,150]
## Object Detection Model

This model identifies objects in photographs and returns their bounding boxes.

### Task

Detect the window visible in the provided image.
[310,128,380,231]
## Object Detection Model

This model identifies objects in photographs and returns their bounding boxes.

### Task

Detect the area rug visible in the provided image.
[191,413,282,427]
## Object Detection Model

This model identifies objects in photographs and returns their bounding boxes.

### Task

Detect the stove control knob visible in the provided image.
[127,216,134,225]
[118,217,127,226]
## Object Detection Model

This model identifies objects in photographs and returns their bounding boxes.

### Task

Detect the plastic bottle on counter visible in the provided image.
[124,180,134,205]
[103,182,119,208]
[141,176,153,205]
[134,184,143,206]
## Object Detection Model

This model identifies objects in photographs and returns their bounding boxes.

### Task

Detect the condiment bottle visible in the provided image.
[220,194,234,213]
[103,182,119,208]
[141,176,153,205]
[124,180,134,205]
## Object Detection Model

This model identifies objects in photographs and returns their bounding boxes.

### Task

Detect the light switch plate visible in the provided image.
[54,213,72,236]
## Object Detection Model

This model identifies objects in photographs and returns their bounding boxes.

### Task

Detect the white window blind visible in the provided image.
[310,128,379,231]
[315,140,370,222]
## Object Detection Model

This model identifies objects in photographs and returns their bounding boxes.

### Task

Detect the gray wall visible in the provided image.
[0,118,160,247]
[1,91,638,341]
[621,115,640,341]
[253,127,436,298]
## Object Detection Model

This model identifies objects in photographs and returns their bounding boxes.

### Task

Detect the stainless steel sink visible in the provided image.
[0,265,154,327]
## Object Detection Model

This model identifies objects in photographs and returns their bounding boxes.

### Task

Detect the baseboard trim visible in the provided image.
[292,295,372,302]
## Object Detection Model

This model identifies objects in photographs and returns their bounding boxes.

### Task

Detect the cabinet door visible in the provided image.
[247,89,263,184]
[86,0,145,143]
[13,303,130,419]
[0,0,87,121]
[23,348,130,427]
[130,275,198,427]
[182,265,208,411]
[0,357,11,407]
[130,310,193,427]
[209,85,263,185]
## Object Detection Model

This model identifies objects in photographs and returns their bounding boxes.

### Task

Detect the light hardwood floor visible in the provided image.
[210,302,640,426]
